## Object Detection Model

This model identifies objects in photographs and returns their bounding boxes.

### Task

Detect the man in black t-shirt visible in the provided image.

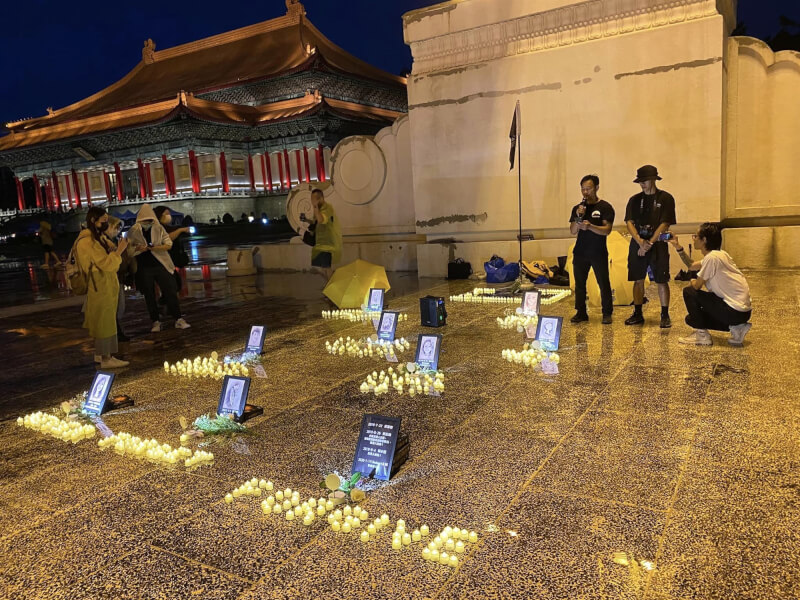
[624,165,676,328]
[569,174,615,324]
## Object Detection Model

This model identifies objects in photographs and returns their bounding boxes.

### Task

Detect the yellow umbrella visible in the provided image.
[566,231,647,307]
[323,259,391,309]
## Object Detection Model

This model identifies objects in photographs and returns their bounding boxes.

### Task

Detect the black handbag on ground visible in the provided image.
[447,258,472,279]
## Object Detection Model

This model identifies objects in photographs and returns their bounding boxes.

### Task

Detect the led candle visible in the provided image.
[360,530,370,542]
[325,500,334,511]
[422,548,432,561]
[282,500,291,511]
[293,506,303,517]
[469,531,478,543]
[343,506,352,516]
[308,498,317,508]
[266,496,275,506]
[392,537,402,550]
[224,494,234,504]
[412,529,421,542]
[285,511,294,521]
[327,514,336,524]
[455,541,465,553]
[461,529,469,540]
[380,514,390,525]
[273,504,282,514]
[352,517,361,528]
[331,520,341,532]
[275,491,284,501]
[360,511,369,521]
[449,555,459,568]
[342,522,352,533]
[445,539,455,551]
[420,525,430,537]
[402,533,411,546]
[345,515,353,524]
[439,551,450,565]
[431,550,440,562]
[367,524,376,535]
[317,505,326,516]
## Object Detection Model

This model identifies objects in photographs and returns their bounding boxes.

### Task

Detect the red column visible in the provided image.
[314,148,322,182]
[283,149,292,189]
[160,155,172,195]
[103,171,113,202]
[276,153,285,191]
[137,159,147,197]
[166,160,177,194]
[14,177,24,210]
[247,154,256,192]
[71,169,82,207]
[64,176,73,209]
[302,147,311,183]
[33,174,42,208]
[44,181,52,211]
[265,154,274,192]
[83,172,93,206]
[219,152,230,193]
[317,145,326,181]
[145,163,153,197]
[188,151,200,193]
[295,150,303,185]
[51,172,62,211]
[114,162,124,201]
[260,154,268,192]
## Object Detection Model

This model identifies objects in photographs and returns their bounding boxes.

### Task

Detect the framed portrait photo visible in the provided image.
[414,333,442,371]
[534,315,563,351]
[217,375,251,418]
[377,311,399,342]
[245,325,266,354]
[83,371,116,415]
[367,288,385,312]
[521,290,541,317]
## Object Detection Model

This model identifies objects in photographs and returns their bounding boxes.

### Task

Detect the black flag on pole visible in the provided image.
[509,100,521,170]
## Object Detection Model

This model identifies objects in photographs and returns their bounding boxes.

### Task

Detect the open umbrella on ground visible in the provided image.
[323,259,391,309]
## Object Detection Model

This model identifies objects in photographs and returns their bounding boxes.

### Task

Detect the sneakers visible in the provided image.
[150,321,162,332]
[100,356,130,369]
[602,314,613,325]
[660,314,672,329]
[729,322,752,346]
[679,330,712,346]
[625,312,644,325]
[175,318,191,330]
[570,312,589,324]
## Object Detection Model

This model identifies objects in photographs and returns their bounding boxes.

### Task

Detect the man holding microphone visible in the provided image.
[569,174,615,324]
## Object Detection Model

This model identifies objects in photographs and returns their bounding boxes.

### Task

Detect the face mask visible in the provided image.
[141,222,152,230]
[98,222,109,232]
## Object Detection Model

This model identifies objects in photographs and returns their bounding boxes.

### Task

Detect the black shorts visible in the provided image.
[628,239,670,283]
[311,251,332,268]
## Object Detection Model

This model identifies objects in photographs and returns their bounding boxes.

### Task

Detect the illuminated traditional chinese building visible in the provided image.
[0,0,406,220]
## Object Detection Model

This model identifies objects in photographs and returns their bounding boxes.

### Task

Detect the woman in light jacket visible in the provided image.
[77,207,129,369]
[127,204,190,332]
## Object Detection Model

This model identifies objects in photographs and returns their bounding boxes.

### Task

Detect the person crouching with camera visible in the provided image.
[669,223,752,346]
[624,165,676,328]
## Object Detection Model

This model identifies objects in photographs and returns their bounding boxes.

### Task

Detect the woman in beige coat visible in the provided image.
[77,207,129,369]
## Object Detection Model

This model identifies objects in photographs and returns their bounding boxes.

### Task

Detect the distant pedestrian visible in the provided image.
[624,165,676,328]
[105,216,133,342]
[37,220,57,268]
[127,204,190,332]
[154,206,190,294]
[305,188,341,282]
[76,207,129,369]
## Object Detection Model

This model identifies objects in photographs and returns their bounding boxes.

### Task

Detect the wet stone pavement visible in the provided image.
[0,269,798,599]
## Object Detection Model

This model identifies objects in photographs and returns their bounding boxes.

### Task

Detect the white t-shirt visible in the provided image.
[698,250,751,312]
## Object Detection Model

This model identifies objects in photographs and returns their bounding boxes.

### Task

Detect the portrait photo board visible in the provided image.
[521,290,541,317]
[367,288,385,312]
[245,325,267,354]
[217,375,251,418]
[352,414,402,481]
[533,315,563,351]
[83,371,116,415]
[414,333,442,371]
[377,311,399,342]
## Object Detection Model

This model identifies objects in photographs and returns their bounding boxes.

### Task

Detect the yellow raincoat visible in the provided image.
[76,229,121,340]
[312,201,342,265]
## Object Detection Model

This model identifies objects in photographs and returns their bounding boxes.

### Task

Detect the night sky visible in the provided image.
[0,0,796,125]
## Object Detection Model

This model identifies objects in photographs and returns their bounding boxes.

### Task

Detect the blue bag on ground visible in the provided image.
[484,255,519,283]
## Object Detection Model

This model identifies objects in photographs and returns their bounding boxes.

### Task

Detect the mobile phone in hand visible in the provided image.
[659,232,673,241]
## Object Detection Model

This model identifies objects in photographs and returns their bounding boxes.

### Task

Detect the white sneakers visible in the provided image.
[729,322,752,346]
[175,318,191,329]
[151,321,162,332]
[100,357,129,369]
[679,329,713,346]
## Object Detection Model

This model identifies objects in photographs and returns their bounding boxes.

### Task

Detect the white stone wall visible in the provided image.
[723,37,800,221]
[404,0,733,243]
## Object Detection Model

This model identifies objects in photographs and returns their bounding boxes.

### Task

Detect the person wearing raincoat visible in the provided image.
[309,188,342,281]
[76,207,130,369]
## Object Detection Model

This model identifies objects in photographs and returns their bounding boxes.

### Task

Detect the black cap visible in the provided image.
[634,165,662,183]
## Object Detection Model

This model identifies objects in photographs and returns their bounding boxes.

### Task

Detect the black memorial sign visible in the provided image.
[352,414,401,481]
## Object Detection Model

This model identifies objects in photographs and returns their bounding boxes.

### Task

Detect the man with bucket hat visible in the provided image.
[624,165,676,328]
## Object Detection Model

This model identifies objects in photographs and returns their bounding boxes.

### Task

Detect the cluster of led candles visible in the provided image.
[359,366,445,396]
[224,478,478,568]
[17,412,95,443]
[164,353,248,380]
[325,336,410,359]
[321,309,409,323]
[97,432,214,467]
[501,343,560,368]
